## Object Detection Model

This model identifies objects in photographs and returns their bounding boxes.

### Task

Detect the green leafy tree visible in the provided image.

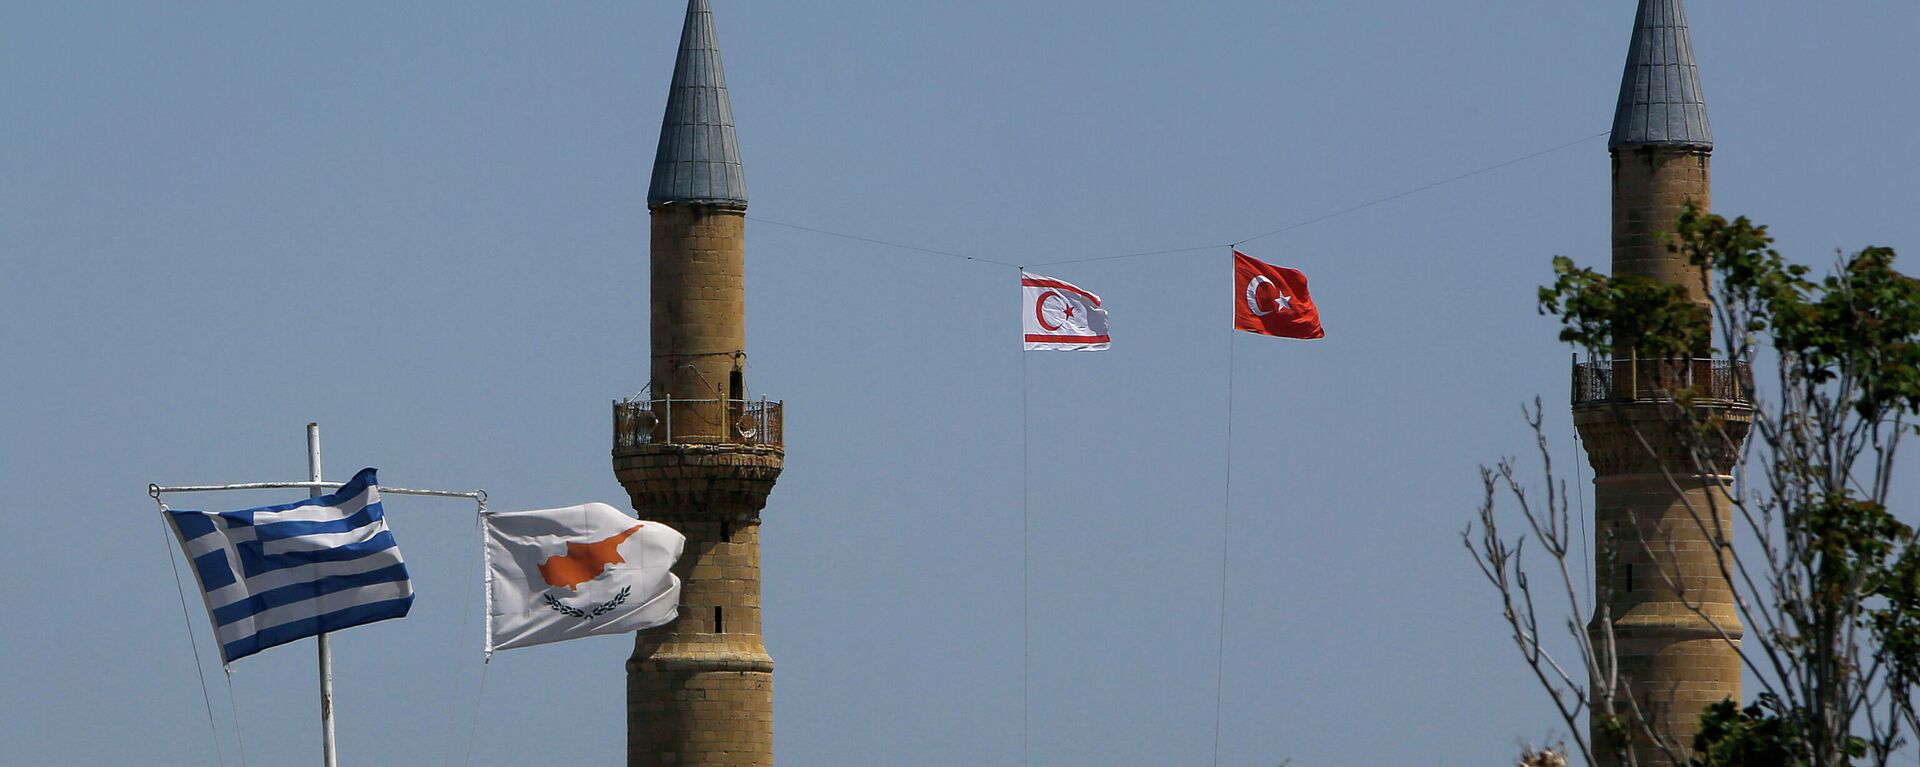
[1467,209,1920,766]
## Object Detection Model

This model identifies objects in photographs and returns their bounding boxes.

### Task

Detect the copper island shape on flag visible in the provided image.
[482,502,686,653]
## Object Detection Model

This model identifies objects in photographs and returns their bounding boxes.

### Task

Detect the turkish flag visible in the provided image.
[1234,250,1324,339]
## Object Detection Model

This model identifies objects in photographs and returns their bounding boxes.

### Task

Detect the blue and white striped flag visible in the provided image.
[165,468,414,664]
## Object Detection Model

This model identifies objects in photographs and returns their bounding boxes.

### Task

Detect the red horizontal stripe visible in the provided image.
[1024,334,1111,344]
[1021,277,1102,306]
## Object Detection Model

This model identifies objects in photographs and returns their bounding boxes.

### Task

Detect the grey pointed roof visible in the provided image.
[1610,0,1712,150]
[648,0,747,209]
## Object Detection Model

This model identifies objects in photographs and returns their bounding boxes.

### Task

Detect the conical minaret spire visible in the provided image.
[1610,0,1712,150]
[648,0,748,209]
[1606,0,1717,302]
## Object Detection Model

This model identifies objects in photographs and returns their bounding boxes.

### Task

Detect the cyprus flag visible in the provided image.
[483,503,685,654]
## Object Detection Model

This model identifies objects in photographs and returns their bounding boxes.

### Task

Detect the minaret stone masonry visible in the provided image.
[1612,147,1711,303]
[1575,405,1749,767]
[617,2,781,766]
[1577,2,1748,766]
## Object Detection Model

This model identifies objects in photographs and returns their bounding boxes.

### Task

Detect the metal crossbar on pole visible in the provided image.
[148,422,487,767]
[150,481,487,504]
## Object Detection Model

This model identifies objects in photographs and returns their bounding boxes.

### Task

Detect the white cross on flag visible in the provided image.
[1022,272,1110,351]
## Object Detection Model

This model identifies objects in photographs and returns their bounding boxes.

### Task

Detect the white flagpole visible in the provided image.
[308,422,339,767]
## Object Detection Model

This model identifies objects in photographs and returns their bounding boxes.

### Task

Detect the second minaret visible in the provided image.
[1576,1,1748,765]
[615,2,783,765]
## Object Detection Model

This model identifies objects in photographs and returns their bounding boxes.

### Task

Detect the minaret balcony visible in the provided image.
[1571,356,1753,408]
[614,395,784,450]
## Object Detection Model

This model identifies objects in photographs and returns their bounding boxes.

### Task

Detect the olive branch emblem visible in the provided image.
[543,585,632,620]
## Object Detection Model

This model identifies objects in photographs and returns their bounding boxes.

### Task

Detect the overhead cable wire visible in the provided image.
[747,130,1609,271]
[745,215,1021,268]
[1223,130,1613,249]
[1035,130,1611,267]
[1029,243,1232,268]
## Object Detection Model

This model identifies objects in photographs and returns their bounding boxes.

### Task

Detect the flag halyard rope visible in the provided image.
[224,670,251,767]
[1018,277,1033,767]
[157,507,230,767]
[442,512,483,767]
[462,661,491,767]
[1211,253,1238,767]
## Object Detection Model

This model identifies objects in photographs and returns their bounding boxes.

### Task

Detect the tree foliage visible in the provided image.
[1472,208,1920,767]
[1539,256,1705,359]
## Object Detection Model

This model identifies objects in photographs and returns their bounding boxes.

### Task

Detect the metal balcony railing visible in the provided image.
[1571,355,1752,406]
[614,396,784,449]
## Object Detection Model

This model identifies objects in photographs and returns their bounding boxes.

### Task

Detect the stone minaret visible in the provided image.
[1575,1,1749,764]
[614,1,783,764]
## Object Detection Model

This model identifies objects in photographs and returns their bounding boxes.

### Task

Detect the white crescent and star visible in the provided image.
[1244,275,1292,317]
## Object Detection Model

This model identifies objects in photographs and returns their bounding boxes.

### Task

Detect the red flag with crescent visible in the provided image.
[1234,251,1324,339]
[1022,272,1111,351]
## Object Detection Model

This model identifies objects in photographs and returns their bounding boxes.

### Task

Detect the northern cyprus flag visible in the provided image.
[482,503,684,654]
[1022,272,1110,351]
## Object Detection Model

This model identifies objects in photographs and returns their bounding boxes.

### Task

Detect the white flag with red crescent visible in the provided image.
[1022,272,1110,351]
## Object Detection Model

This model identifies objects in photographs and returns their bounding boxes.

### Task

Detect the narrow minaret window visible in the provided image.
[713,606,725,634]
[728,369,747,437]
[720,520,732,542]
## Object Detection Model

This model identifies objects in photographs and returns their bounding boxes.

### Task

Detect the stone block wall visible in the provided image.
[627,197,779,766]
[1577,401,1747,767]
[618,443,782,767]
[651,205,748,440]
[1611,147,1712,305]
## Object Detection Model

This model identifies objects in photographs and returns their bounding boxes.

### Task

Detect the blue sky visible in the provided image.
[3,1,1916,765]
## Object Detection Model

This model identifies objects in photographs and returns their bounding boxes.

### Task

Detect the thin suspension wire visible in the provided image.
[1018,285,1032,767]
[1028,131,1605,268]
[1224,131,1612,248]
[1211,257,1238,767]
[746,215,1021,268]
[746,130,1610,272]
[157,510,229,767]
[1028,242,1232,268]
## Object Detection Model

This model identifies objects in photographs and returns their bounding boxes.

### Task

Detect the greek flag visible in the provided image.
[165,468,414,664]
